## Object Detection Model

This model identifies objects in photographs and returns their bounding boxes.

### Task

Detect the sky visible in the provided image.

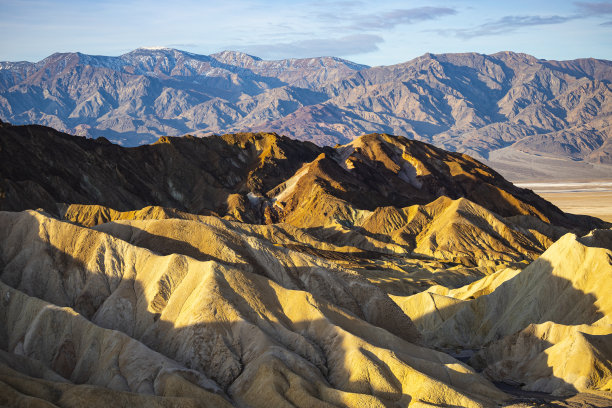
[1,0,611,66]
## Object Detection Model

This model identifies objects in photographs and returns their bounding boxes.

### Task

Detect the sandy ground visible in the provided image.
[514,181,612,223]
[539,191,612,223]
[486,150,612,222]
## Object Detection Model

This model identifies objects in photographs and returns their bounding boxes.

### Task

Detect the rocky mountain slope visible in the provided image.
[1,48,610,176]
[1,208,611,407]
[0,48,363,146]
[1,121,598,231]
[393,229,612,396]
[1,125,611,406]
[1,207,611,407]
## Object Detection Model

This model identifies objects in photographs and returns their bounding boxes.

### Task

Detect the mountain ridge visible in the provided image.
[1,48,610,178]
[1,120,595,231]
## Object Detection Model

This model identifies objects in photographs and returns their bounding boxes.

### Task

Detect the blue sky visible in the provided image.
[1,0,611,65]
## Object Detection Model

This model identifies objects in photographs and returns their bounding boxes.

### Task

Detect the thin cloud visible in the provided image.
[314,6,456,31]
[312,0,363,8]
[352,7,457,29]
[600,20,612,25]
[574,1,612,15]
[432,2,612,40]
[235,34,384,59]
[441,15,573,39]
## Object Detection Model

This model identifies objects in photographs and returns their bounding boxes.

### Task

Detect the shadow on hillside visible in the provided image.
[0,213,416,405]
[0,211,609,406]
[412,257,604,338]
[92,220,244,267]
[408,254,608,398]
[91,218,487,305]
[0,211,509,406]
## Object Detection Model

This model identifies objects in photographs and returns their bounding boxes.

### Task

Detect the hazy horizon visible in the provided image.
[1,0,611,65]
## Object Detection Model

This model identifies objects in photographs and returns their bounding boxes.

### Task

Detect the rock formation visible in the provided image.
[1,122,602,232]
[0,210,510,407]
[1,126,611,406]
[394,230,612,396]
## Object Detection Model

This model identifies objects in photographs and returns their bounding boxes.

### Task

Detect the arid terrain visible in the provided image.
[0,121,611,407]
[516,181,612,223]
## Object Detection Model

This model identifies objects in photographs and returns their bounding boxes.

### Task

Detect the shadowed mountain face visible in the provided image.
[0,121,597,233]
[1,48,610,171]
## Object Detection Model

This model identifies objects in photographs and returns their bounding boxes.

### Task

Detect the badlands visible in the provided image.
[0,120,611,407]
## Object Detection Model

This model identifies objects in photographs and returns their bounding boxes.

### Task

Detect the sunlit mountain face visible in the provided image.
[1,118,611,406]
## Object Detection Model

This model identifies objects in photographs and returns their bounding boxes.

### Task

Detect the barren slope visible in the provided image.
[393,229,612,396]
[2,124,611,406]
[0,210,510,407]
[2,122,601,233]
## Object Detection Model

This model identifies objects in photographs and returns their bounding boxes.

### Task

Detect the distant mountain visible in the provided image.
[1,48,611,173]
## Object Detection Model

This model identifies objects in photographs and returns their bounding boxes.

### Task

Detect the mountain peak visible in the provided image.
[138,46,174,51]
[1,49,610,175]
[212,50,262,62]
[125,47,183,56]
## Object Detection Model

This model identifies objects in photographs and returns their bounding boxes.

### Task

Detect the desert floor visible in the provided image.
[514,181,612,223]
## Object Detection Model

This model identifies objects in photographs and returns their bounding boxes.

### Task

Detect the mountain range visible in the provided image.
[1,45,612,406]
[1,48,611,180]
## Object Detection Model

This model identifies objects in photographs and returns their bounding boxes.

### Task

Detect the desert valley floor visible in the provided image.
[514,181,612,223]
